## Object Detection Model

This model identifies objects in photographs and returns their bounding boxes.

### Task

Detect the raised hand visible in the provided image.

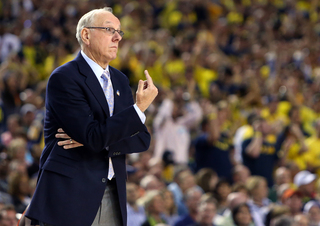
[55,128,84,149]
[136,70,158,112]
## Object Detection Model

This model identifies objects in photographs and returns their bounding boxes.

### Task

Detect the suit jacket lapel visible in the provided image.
[75,52,110,116]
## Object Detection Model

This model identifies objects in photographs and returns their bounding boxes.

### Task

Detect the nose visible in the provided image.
[112,31,122,42]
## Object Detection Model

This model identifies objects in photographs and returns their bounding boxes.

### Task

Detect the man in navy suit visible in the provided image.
[24,7,158,226]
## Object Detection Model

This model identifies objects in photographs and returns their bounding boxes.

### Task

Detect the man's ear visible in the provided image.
[81,28,90,45]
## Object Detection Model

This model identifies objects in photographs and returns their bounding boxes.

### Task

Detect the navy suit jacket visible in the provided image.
[25,53,150,226]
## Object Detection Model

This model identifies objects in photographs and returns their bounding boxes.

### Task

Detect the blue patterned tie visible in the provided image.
[101,70,115,180]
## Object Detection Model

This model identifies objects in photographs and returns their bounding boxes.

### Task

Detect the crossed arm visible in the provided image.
[56,70,157,149]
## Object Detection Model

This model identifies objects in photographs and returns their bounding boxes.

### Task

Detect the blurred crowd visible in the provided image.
[1,0,320,225]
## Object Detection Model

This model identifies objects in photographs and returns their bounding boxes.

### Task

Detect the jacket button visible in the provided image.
[102,178,106,183]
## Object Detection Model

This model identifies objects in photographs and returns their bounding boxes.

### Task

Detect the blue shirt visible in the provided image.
[126,203,146,226]
[174,214,195,226]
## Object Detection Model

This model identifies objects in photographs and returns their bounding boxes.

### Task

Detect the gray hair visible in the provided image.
[76,7,113,47]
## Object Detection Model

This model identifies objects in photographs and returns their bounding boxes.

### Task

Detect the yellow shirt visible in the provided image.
[286,141,308,170]
[304,136,320,176]
[194,66,217,97]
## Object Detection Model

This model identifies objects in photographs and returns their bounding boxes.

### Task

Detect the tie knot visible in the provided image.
[101,70,110,80]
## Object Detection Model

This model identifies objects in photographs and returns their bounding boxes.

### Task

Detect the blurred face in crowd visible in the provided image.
[294,214,309,226]
[216,182,232,201]
[179,172,195,193]
[186,190,202,213]
[228,192,248,210]
[233,165,250,184]
[275,167,291,186]
[82,11,122,68]
[283,194,303,215]
[7,117,20,134]
[308,205,320,224]
[163,190,175,212]
[0,209,17,226]
[260,120,272,135]
[300,180,316,197]
[234,205,252,226]
[197,202,216,225]
[252,179,268,201]
[149,194,165,214]
[126,183,139,205]
[145,177,162,191]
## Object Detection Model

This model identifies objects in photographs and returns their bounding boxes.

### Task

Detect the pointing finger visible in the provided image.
[144,70,153,85]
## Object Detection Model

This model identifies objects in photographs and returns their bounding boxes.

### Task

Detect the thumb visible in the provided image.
[137,80,144,93]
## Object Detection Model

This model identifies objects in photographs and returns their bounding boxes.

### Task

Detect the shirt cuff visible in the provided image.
[134,104,146,124]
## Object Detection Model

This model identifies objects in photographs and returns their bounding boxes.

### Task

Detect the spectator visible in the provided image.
[0,149,10,192]
[127,163,146,186]
[161,189,179,225]
[293,214,309,226]
[140,175,164,192]
[8,172,30,213]
[26,144,41,178]
[242,117,283,187]
[174,187,203,226]
[141,190,168,226]
[271,215,294,226]
[213,179,232,215]
[304,119,320,176]
[265,204,291,226]
[303,200,320,226]
[19,104,36,133]
[168,170,197,216]
[196,168,218,194]
[246,176,271,224]
[190,198,217,226]
[233,113,257,164]
[153,91,202,164]
[269,167,292,202]
[194,101,234,180]
[231,203,254,226]
[231,184,250,198]
[294,170,317,204]
[216,192,248,226]
[232,165,251,185]
[281,188,303,217]
[0,204,18,226]
[7,138,28,165]
[0,114,21,147]
[126,182,146,226]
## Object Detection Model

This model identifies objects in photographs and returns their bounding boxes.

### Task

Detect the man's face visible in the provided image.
[85,11,122,65]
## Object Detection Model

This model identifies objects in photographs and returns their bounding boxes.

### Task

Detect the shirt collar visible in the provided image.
[80,50,109,77]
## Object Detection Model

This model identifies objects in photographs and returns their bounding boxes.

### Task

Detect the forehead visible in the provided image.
[94,11,120,27]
